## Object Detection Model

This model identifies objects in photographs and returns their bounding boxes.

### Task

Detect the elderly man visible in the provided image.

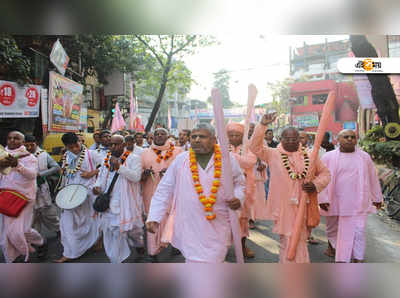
[249,114,331,263]
[141,127,183,261]
[54,132,101,263]
[227,122,257,259]
[178,129,191,151]
[146,123,245,263]
[0,131,44,263]
[93,135,144,263]
[319,129,383,263]
[24,135,60,255]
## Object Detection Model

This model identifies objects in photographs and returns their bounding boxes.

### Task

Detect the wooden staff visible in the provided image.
[243,84,258,153]
[287,91,336,261]
[211,88,244,264]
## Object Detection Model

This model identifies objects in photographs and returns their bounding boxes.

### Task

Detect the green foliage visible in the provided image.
[0,35,32,85]
[63,35,146,85]
[360,126,400,168]
[266,77,295,116]
[135,35,217,131]
[210,69,234,108]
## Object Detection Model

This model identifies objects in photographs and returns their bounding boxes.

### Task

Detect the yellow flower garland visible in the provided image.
[189,144,222,220]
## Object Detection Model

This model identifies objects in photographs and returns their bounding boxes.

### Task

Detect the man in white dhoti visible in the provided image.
[54,132,101,263]
[319,129,383,263]
[93,135,144,263]
[96,130,111,160]
[24,135,61,258]
[146,123,245,263]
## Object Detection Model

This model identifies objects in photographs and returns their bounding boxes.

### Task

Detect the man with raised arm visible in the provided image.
[249,113,331,263]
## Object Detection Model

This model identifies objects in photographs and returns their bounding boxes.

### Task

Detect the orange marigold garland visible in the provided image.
[153,143,175,163]
[189,144,222,221]
[104,151,131,171]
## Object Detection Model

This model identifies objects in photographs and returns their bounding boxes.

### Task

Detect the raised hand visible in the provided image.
[261,112,278,126]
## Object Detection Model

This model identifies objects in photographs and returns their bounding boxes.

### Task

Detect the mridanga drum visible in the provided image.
[55,184,88,209]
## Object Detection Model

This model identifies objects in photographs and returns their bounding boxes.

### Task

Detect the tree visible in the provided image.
[0,34,32,85]
[266,77,295,116]
[209,69,234,108]
[135,35,216,132]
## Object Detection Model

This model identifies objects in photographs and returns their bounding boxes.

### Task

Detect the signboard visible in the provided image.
[48,71,84,132]
[293,113,319,128]
[50,39,70,76]
[0,80,41,118]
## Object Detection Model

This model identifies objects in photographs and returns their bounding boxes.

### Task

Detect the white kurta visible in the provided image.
[60,149,100,259]
[94,151,144,263]
[147,151,245,263]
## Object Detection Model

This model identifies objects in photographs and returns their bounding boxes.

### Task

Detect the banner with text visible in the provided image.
[0,80,41,118]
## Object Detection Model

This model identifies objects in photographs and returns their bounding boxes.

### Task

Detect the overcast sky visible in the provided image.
[184,34,348,106]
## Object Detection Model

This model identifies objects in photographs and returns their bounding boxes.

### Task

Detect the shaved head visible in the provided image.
[7,131,25,150]
[338,129,356,138]
[338,129,357,153]
[9,131,25,141]
[110,134,125,157]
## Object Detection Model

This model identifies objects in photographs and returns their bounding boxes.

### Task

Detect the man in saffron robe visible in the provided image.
[54,132,101,263]
[249,114,331,263]
[226,122,257,259]
[141,128,183,261]
[146,123,245,263]
[319,129,383,263]
[0,131,44,263]
[93,135,144,263]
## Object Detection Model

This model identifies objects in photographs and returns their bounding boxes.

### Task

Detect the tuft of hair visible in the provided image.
[61,132,79,146]
[24,134,36,143]
[100,130,111,137]
[125,135,135,142]
[192,123,216,137]
[182,129,191,137]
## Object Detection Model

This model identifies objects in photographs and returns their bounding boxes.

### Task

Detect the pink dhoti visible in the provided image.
[279,235,309,264]
[326,215,367,262]
[1,202,43,263]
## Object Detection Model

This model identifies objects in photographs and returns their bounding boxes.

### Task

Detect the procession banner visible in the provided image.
[0,80,41,118]
[48,71,84,132]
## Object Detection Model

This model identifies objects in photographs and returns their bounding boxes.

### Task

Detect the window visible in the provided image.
[312,93,328,105]
[295,96,305,105]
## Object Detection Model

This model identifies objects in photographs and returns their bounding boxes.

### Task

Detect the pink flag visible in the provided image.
[111,103,126,132]
[129,82,137,130]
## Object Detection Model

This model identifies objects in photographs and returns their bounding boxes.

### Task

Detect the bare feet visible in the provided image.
[53,256,71,263]
[243,247,255,259]
[307,236,319,245]
[324,242,336,258]
[352,259,364,263]
[249,220,256,230]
